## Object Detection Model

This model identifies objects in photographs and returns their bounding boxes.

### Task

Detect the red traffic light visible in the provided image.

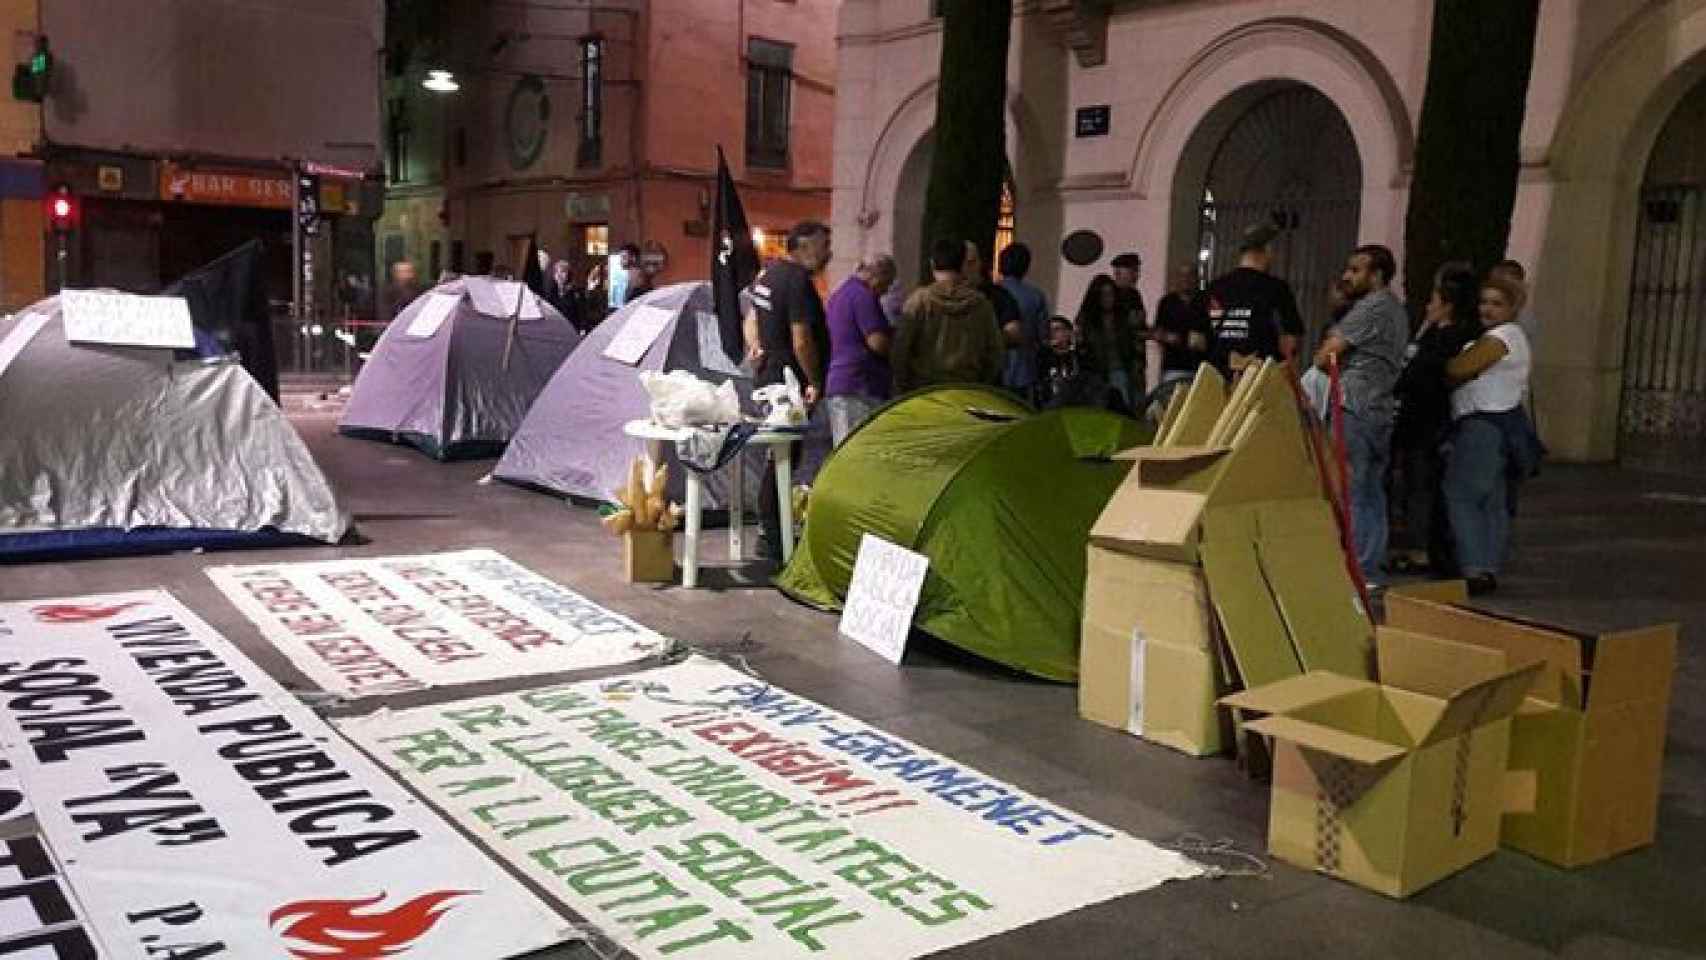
[46,184,76,231]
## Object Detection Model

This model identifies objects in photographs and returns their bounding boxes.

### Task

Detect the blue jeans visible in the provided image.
[1341,410,1392,585]
[1444,416,1509,576]
[826,394,879,448]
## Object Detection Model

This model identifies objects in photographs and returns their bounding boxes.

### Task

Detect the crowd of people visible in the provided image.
[382,241,660,337]
[744,218,1543,594]
[375,216,1541,591]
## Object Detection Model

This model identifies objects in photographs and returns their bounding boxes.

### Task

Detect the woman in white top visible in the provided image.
[1442,274,1534,595]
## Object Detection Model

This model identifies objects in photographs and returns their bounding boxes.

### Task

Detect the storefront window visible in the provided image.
[584,224,609,257]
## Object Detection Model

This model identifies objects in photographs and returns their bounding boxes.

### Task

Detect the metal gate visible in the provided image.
[1622,184,1706,473]
[1196,86,1363,348]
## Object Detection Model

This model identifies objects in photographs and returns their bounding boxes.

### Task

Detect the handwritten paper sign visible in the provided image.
[603,303,676,366]
[59,290,195,350]
[465,277,543,320]
[839,534,929,665]
[406,292,462,338]
[337,657,1202,960]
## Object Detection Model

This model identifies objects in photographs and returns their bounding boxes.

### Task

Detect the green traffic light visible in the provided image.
[29,52,47,76]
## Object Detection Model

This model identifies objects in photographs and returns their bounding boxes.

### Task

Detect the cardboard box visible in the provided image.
[1081,547,1229,755]
[623,530,675,583]
[1385,587,1678,867]
[1082,362,1372,757]
[1222,629,1541,898]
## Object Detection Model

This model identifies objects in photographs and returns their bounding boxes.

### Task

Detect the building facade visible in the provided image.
[835,0,1706,467]
[27,0,383,332]
[382,0,836,299]
[1,0,43,312]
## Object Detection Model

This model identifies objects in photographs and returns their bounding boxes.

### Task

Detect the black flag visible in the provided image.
[521,234,547,299]
[710,145,759,364]
[165,239,279,403]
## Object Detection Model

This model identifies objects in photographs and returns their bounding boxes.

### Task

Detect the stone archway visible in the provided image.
[1618,77,1706,475]
[1126,17,1412,329]
[1536,0,1706,461]
[1173,82,1363,345]
[851,78,1039,289]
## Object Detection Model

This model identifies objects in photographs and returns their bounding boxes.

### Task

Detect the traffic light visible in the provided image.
[46,184,77,233]
[11,37,51,103]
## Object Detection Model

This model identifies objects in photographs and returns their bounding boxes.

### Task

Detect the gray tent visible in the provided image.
[0,295,348,560]
[494,282,759,508]
[340,277,580,460]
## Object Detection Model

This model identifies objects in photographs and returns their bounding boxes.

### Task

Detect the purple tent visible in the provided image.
[494,282,761,508]
[339,277,580,460]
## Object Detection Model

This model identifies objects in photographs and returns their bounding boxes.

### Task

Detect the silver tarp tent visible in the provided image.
[339,277,580,460]
[0,296,348,554]
[494,282,761,508]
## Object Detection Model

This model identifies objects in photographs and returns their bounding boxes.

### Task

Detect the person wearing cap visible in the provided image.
[1204,223,1304,375]
[1110,252,1153,396]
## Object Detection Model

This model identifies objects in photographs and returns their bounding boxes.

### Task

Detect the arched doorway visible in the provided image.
[892,130,1018,283]
[1180,83,1362,347]
[1622,77,1706,475]
[893,131,934,286]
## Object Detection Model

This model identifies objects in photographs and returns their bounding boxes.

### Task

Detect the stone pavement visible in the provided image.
[2,405,1702,959]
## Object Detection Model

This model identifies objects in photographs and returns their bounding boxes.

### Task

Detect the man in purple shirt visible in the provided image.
[824,254,898,446]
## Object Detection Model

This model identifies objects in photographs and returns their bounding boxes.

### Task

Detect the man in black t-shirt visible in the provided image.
[749,220,832,561]
[1205,223,1303,375]
[751,223,832,399]
[1153,265,1212,406]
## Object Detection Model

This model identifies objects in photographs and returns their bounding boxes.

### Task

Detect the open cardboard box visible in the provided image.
[1222,628,1541,898]
[1385,584,1678,867]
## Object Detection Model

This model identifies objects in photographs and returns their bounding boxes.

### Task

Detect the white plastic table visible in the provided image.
[621,419,802,588]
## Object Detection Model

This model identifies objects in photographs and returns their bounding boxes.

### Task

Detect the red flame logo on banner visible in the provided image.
[30,602,144,624]
[270,891,475,959]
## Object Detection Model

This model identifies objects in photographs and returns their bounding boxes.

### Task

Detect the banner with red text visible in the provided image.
[337,657,1202,960]
[0,591,570,959]
[207,550,669,699]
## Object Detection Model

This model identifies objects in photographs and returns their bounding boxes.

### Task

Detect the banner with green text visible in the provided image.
[337,657,1202,959]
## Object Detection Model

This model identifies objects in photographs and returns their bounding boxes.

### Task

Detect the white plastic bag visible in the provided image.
[640,370,741,427]
[753,366,807,427]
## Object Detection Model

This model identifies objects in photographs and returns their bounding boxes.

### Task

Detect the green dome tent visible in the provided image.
[778,386,1150,681]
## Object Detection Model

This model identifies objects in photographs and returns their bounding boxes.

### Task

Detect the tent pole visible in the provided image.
[501,280,525,371]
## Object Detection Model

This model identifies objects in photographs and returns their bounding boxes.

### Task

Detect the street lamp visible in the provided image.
[423,69,459,93]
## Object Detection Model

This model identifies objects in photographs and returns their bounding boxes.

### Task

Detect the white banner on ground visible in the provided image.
[207,549,669,699]
[603,304,675,365]
[59,291,195,350]
[338,657,1202,960]
[839,535,929,666]
[0,759,29,829]
[0,828,99,958]
[0,591,571,960]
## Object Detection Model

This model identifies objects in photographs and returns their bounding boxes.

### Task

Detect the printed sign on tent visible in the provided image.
[405,292,461,338]
[207,549,668,699]
[465,278,543,320]
[603,304,675,366]
[0,591,570,960]
[59,291,195,350]
[337,656,1202,960]
[839,534,929,665]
